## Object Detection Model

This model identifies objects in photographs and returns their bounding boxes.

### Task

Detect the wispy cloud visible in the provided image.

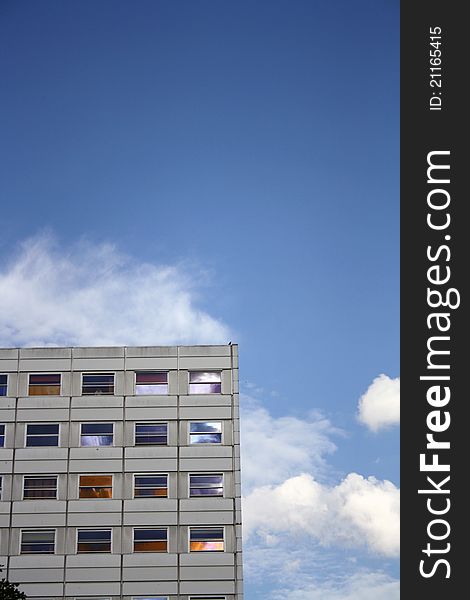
[357,374,400,432]
[0,235,231,347]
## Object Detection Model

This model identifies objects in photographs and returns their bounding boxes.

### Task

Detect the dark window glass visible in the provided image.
[23,476,58,499]
[80,423,114,446]
[21,529,55,554]
[189,474,224,497]
[0,374,7,396]
[82,373,115,395]
[135,372,168,395]
[134,474,168,498]
[133,528,167,552]
[0,424,5,447]
[26,424,59,447]
[189,527,224,552]
[28,374,61,396]
[189,371,222,394]
[135,423,167,445]
[0,475,2,499]
[77,529,111,553]
[79,475,112,499]
[189,422,222,444]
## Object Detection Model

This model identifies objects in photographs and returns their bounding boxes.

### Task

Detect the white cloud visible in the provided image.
[240,395,339,492]
[273,571,399,600]
[357,374,400,432]
[243,472,399,557]
[0,235,231,347]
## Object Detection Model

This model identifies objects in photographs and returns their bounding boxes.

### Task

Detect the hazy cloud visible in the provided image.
[0,235,231,347]
[357,374,400,432]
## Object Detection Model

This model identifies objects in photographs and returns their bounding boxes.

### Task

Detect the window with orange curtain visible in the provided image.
[79,475,113,499]
[133,528,168,552]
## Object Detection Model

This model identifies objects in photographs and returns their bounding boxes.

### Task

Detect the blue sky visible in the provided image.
[0,1,399,598]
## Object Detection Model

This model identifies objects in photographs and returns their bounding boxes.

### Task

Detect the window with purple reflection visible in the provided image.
[188,371,221,394]
[189,474,223,497]
[135,371,168,395]
[135,423,168,446]
[189,527,224,552]
[189,422,222,444]
[80,423,114,447]
[0,374,7,396]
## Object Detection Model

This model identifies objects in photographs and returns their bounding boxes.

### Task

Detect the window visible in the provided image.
[79,475,112,499]
[26,423,59,447]
[189,371,222,394]
[189,527,224,552]
[189,474,223,497]
[82,373,115,395]
[28,373,61,396]
[135,423,168,445]
[189,597,226,600]
[80,422,114,446]
[0,424,5,447]
[132,597,169,600]
[77,529,112,553]
[0,475,2,500]
[20,529,55,554]
[134,474,168,498]
[0,374,7,396]
[189,422,222,444]
[135,371,168,395]
[23,476,58,499]
[133,528,168,552]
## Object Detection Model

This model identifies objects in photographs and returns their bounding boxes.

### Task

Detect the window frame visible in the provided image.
[0,373,7,397]
[188,421,223,445]
[22,475,58,500]
[0,475,3,500]
[133,473,169,499]
[28,372,62,396]
[134,371,169,395]
[188,526,225,553]
[188,597,227,600]
[188,370,222,394]
[132,527,169,553]
[132,597,169,600]
[188,473,224,498]
[79,422,115,447]
[76,528,112,553]
[78,474,113,499]
[81,372,116,396]
[0,423,5,448]
[20,528,56,554]
[25,423,60,447]
[134,422,169,446]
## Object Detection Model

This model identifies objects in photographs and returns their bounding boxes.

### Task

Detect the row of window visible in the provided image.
[0,371,223,396]
[17,527,225,554]
[30,597,225,600]
[0,473,224,499]
[0,421,223,447]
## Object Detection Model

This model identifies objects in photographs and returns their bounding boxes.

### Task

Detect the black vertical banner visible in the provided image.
[401,2,468,599]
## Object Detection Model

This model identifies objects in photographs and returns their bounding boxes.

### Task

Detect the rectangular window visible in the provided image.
[0,374,7,396]
[79,475,113,499]
[189,474,224,497]
[189,422,222,444]
[189,371,222,394]
[135,371,168,395]
[133,528,168,552]
[26,424,59,447]
[0,475,2,500]
[189,598,226,600]
[77,529,112,553]
[0,424,5,447]
[28,373,61,396]
[23,476,58,500]
[20,529,55,554]
[135,423,168,445]
[132,597,169,600]
[80,423,114,446]
[133,474,168,498]
[189,527,224,552]
[82,373,115,395]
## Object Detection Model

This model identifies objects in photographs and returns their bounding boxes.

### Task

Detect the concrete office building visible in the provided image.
[0,345,243,600]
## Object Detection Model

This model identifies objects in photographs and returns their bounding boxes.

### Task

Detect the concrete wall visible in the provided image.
[0,345,243,600]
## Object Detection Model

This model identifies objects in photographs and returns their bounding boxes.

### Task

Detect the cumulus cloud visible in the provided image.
[0,235,231,347]
[243,472,399,557]
[357,374,400,432]
[240,396,339,492]
[273,571,400,600]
